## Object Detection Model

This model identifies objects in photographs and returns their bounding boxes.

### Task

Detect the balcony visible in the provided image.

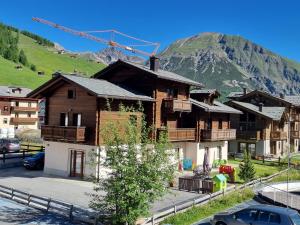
[291,131,300,139]
[164,99,192,112]
[41,126,86,142]
[236,130,261,141]
[270,131,287,140]
[11,106,38,112]
[291,114,300,122]
[10,117,38,124]
[201,129,236,141]
[157,128,196,142]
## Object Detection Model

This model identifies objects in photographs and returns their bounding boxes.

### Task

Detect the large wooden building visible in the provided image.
[227,89,300,157]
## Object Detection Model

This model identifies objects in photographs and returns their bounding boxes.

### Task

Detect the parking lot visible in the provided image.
[0,167,203,213]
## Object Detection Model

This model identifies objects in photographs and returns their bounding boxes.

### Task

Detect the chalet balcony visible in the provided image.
[41,126,86,142]
[11,106,38,112]
[236,130,261,141]
[164,99,192,112]
[157,128,196,142]
[291,114,300,122]
[291,130,300,139]
[10,117,38,124]
[201,129,236,141]
[270,131,287,140]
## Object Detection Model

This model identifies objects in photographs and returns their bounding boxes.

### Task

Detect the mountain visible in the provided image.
[0,24,106,89]
[76,47,145,65]
[158,32,300,98]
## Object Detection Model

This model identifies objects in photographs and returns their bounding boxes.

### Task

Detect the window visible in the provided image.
[218,119,222,129]
[269,213,280,223]
[3,118,7,124]
[27,113,31,118]
[15,101,19,107]
[235,209,257,221]
[67,89,76,99]
[239,143,247,153]
[248,143,256,156]
[166,88,178,99]
[28,102,32,107]
[72,113,82,127]
[217,146,222,160]
[60,113,68,126]
[15,112,19,118]
[206,118,212,130]
[3,106,8,111]
[257,211,270,222]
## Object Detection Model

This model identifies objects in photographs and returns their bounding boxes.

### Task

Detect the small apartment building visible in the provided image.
[226,100,287,157]
[228,89,300,155]
[173,89,242,166]
[0,86,38,132]
[28,57,203,178]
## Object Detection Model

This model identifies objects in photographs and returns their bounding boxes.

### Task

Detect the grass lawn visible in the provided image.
[268,169,300,183]
[161,188,254,225]
[227,159,286,183]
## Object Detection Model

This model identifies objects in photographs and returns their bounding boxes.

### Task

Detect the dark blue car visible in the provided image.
[23,152,45,170]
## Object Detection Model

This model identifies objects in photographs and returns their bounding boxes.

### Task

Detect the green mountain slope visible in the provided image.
[159,32,300,98]
[0,31,105,89]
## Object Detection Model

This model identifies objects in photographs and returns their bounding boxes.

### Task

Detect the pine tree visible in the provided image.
[19,49,28,66]
[238,150,256,182]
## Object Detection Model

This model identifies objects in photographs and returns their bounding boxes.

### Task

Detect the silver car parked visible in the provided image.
[210,204,300,225]
[0,138,20,153]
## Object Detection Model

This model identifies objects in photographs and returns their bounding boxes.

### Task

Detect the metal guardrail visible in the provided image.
[0,184,97,224]
[142,169,288,225]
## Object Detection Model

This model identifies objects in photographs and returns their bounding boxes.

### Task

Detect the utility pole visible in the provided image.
[287,106,293,208]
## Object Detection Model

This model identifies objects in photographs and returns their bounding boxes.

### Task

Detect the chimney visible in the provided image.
[279,93,284,99]
[52,71,62,78]
[243,87,247,95]
[259,102,264,112]
[150,56,159,72]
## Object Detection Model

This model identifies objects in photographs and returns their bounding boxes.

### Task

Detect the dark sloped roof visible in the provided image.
[191,89,220,95]
[62,75,153,101]
[191,99,242,114]
[284,95,300,107]
[94,60,203,87]
[227,91,244,98]
[230,101,285,120]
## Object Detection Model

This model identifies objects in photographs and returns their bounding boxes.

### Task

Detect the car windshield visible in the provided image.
[290,213,300,225]
[9,139,19,144]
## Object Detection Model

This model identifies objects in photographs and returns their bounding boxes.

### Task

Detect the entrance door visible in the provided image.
[70,150,84,178]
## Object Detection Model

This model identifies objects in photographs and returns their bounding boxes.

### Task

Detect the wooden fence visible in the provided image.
[141,169,288,225]
[0,184,97,224]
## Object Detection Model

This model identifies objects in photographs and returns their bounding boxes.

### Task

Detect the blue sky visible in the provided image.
[1,0,300,61]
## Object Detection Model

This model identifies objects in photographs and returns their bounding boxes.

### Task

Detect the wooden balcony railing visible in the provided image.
[164,99,192,112]
[10,117,38,124]
[11,106,38,112]
[291,114,300,122]
[236,130,261,140]
[270,131,287,140]
[201,129,236,141]
[41,126,86,142]
[157,128,196,142]
[291,130,300,139]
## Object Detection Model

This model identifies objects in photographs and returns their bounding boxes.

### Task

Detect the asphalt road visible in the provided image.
[0,197,84,224]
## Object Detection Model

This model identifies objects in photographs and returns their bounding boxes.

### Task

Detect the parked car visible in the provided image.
[23,152,45,170]
[0,138,20,153]
[210,204,300,225]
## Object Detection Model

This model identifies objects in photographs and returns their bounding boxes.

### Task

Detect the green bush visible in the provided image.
[162,188,254,225]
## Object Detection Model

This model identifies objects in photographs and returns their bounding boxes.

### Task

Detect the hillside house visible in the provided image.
[226,89,300,157]
[0,86,38,133]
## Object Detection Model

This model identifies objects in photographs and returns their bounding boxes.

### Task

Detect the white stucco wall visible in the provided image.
[44,141,98,178]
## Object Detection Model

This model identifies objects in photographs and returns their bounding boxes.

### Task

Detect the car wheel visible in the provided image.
[216,222,227,225]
